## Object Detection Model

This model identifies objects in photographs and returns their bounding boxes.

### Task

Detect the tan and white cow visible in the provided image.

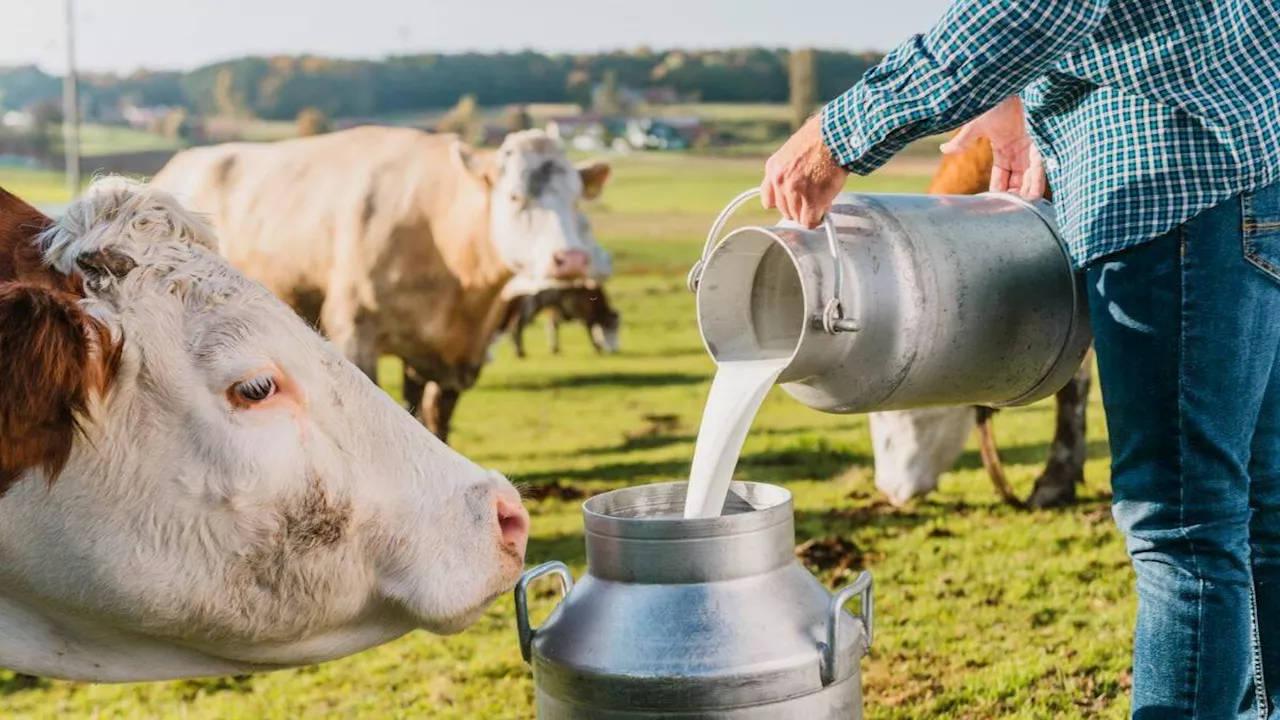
[869,138,1093,509]
[152,127,611,443]
[0,178,529,682]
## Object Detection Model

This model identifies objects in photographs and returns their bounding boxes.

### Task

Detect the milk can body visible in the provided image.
[690,191,1092,414]
[515,482,873,719]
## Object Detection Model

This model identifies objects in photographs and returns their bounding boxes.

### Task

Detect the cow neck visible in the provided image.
[428,179,512,293]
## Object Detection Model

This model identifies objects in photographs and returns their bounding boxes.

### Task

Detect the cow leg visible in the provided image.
[546,315,562,355]
[322,300,379,381]
[511,314,528,359]
[1026,359,1093,508]
[423,382,461,445]
[588,322,604,354]
[509,296,538,359]
[403,363,428,418]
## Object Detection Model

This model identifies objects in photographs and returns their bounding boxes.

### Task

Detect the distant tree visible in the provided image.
[565,69,592,111]
[504,105,534,133]
[29,98,63,126]
[789,48,818,131]
[213,67,247,117]
[0,48,883,126]
[28,99,63,166]
[594,69,623,117]
[161,108,192,141]
[437,94,482,143]
[296,107,331,136]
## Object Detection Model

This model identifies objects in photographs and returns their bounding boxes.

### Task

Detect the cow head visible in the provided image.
[585,289,622,355]
[0,178,529,681]
[868,408,975,506]
[455,129,611,282]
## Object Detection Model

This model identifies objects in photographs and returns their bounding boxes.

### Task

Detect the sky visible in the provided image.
[0,0,953,74]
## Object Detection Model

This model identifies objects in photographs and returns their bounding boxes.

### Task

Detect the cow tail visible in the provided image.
[975,407,1027,510]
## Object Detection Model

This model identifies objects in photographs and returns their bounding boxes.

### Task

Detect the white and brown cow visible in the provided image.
[493,212,621,359]
[152,127,611,443]
[869,138,1093,509]
[495,284,622,358]
[0,179,529,682]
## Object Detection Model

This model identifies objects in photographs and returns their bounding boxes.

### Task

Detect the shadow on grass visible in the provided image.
[495,371,707,392]
[952,439,1111,472]
[514,442,872,486]
[579,424,868,458]
[0,673,47,695]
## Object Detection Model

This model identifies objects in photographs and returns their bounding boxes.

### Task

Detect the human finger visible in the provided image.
[761,175,777,209]
[940,123,981,155]
[1022,148,1047,200]
[990,164,1012,193]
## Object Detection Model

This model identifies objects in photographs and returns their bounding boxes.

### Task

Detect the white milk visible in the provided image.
[683,358,788,519]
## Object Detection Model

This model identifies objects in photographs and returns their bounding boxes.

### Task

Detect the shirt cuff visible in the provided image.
[821,85,900,176]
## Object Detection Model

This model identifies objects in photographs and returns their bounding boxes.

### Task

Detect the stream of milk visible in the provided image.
[682,358,789,519]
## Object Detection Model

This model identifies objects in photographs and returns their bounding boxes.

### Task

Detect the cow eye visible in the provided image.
[230,374,278,405]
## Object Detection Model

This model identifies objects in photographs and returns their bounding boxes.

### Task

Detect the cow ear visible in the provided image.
[0,283,119,495]
[451,139,496,187]
[76,247,138,286]
[577,160,611,200]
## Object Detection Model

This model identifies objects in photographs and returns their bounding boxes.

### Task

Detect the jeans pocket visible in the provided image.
[1243,184,1280,284]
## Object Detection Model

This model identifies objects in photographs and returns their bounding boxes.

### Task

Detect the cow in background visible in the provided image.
[496,285,622,358]
[493,213,621,358]
[153,128,611,444]
[870,137,1094,509]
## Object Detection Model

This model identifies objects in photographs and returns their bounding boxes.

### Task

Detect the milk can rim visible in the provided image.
[582,481,793,539]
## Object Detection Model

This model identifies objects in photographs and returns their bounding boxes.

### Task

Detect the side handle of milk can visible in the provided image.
[687,188,860,335]
[514,561,575,664]
[820,571,874,686]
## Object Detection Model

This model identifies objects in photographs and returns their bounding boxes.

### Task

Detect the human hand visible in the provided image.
[761,115,849,228]
[940,96,1046,200]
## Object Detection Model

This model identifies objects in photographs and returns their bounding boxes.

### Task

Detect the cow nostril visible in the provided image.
[495,495,530,555]
[552,250,591,276]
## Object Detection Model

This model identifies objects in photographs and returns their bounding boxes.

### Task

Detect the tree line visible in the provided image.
[0,48,881,121]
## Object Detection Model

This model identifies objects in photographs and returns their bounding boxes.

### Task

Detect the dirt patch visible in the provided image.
[795,536,878,586]
[621,413,685,450]
[828,499,907,523]
[626,413,681,440]
[520,482,589,502]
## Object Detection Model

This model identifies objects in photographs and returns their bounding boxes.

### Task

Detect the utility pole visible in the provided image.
[62,0,81,199]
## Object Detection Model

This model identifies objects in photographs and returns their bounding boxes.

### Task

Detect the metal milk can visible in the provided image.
[515,481,873,719]
[688,189,1093,414]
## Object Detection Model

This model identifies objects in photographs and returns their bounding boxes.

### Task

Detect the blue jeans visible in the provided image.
[1088,182,1280,719]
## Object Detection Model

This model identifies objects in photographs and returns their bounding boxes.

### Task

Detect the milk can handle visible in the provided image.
[821,571,874,686]
[687,188,858,334]
[514,561,574,664]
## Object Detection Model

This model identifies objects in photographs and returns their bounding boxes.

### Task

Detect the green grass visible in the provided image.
[76,125,183,156]
[0,168,79,206]
[0,147,1132,719]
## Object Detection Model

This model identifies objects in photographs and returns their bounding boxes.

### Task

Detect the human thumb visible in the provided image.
[939,123,981,156]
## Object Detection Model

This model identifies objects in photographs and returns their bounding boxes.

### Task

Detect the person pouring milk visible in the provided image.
[762,1,1280,717]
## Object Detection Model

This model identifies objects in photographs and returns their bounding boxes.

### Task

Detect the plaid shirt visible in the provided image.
[821,0,1280,268]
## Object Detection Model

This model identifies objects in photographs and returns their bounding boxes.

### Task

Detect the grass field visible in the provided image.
[75,125,184,156]
[0,153,1132,719]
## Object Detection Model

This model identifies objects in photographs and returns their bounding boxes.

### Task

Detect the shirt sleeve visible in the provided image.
[821,0,1111,175]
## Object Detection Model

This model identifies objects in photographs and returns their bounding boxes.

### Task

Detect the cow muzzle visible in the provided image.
[552,249,591,279]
